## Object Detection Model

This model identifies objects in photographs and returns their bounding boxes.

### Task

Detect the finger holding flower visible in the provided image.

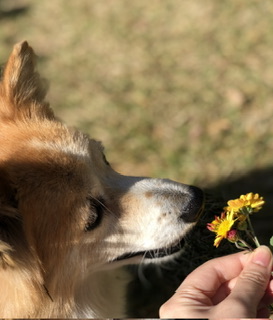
[207,192,273,314]
[160,192,273,319]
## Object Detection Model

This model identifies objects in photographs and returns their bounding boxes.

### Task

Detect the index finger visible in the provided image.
[176,250,251,298]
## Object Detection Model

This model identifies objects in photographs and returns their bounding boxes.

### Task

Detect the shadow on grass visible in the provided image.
[127,165,273,317]
[0,0,29,19]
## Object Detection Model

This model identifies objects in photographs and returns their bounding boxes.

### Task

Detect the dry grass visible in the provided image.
[2,0,273,187]
[1,0,273,253]
[1,1,273,316]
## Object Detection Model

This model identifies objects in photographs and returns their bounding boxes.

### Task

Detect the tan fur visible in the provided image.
[0,42,203,318]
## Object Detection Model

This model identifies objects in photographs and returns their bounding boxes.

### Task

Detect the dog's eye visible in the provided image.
[85,197,104,232]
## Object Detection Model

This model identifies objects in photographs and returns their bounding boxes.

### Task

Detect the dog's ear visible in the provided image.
[0,41,55,120]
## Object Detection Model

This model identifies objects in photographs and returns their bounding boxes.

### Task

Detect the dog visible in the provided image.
[0,41,204,318]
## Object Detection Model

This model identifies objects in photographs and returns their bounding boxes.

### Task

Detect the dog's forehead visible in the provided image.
[25,125,107,170]
[1,117,105,169]
[3,125,106,194]
[29,128,91,158]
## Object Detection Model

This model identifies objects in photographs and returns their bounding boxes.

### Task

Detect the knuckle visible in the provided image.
[240,269,268,287]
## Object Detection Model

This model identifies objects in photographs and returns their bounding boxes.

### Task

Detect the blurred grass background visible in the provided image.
[1,0,273,187]
[1,0,273,249]
[1,0,273,316]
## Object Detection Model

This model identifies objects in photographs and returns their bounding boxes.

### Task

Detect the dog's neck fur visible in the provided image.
[72,268,129,317]
[0,248,46,317]
[0,258,128,317]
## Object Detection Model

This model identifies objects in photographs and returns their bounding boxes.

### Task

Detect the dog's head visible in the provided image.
[0,42,204,281]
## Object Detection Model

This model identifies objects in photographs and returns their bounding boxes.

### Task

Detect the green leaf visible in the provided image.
[270,236,273,247]
[269,236,273,254]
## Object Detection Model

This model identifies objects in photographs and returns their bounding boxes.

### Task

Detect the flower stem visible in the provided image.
[246,215,260,247]
[235,239,253,251]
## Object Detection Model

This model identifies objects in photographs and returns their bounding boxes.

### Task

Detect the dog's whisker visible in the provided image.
[87,194,115,216]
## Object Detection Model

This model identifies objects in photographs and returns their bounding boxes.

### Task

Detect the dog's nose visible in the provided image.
[181,185,204,222]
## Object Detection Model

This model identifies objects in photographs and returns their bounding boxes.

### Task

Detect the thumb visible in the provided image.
[226,246,273,314]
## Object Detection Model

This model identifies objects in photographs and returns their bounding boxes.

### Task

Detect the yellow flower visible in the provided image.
[225,192,264,214]
[207,211,237,247]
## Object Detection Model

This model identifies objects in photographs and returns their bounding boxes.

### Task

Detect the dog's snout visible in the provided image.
[181,185,204,222]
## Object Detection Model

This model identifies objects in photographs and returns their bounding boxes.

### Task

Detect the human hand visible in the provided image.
[159,245,273,318]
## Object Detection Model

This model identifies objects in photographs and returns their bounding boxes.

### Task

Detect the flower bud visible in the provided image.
[227,229,239,243]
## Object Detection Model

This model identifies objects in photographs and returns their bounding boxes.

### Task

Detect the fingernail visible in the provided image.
[251,245,272,267]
